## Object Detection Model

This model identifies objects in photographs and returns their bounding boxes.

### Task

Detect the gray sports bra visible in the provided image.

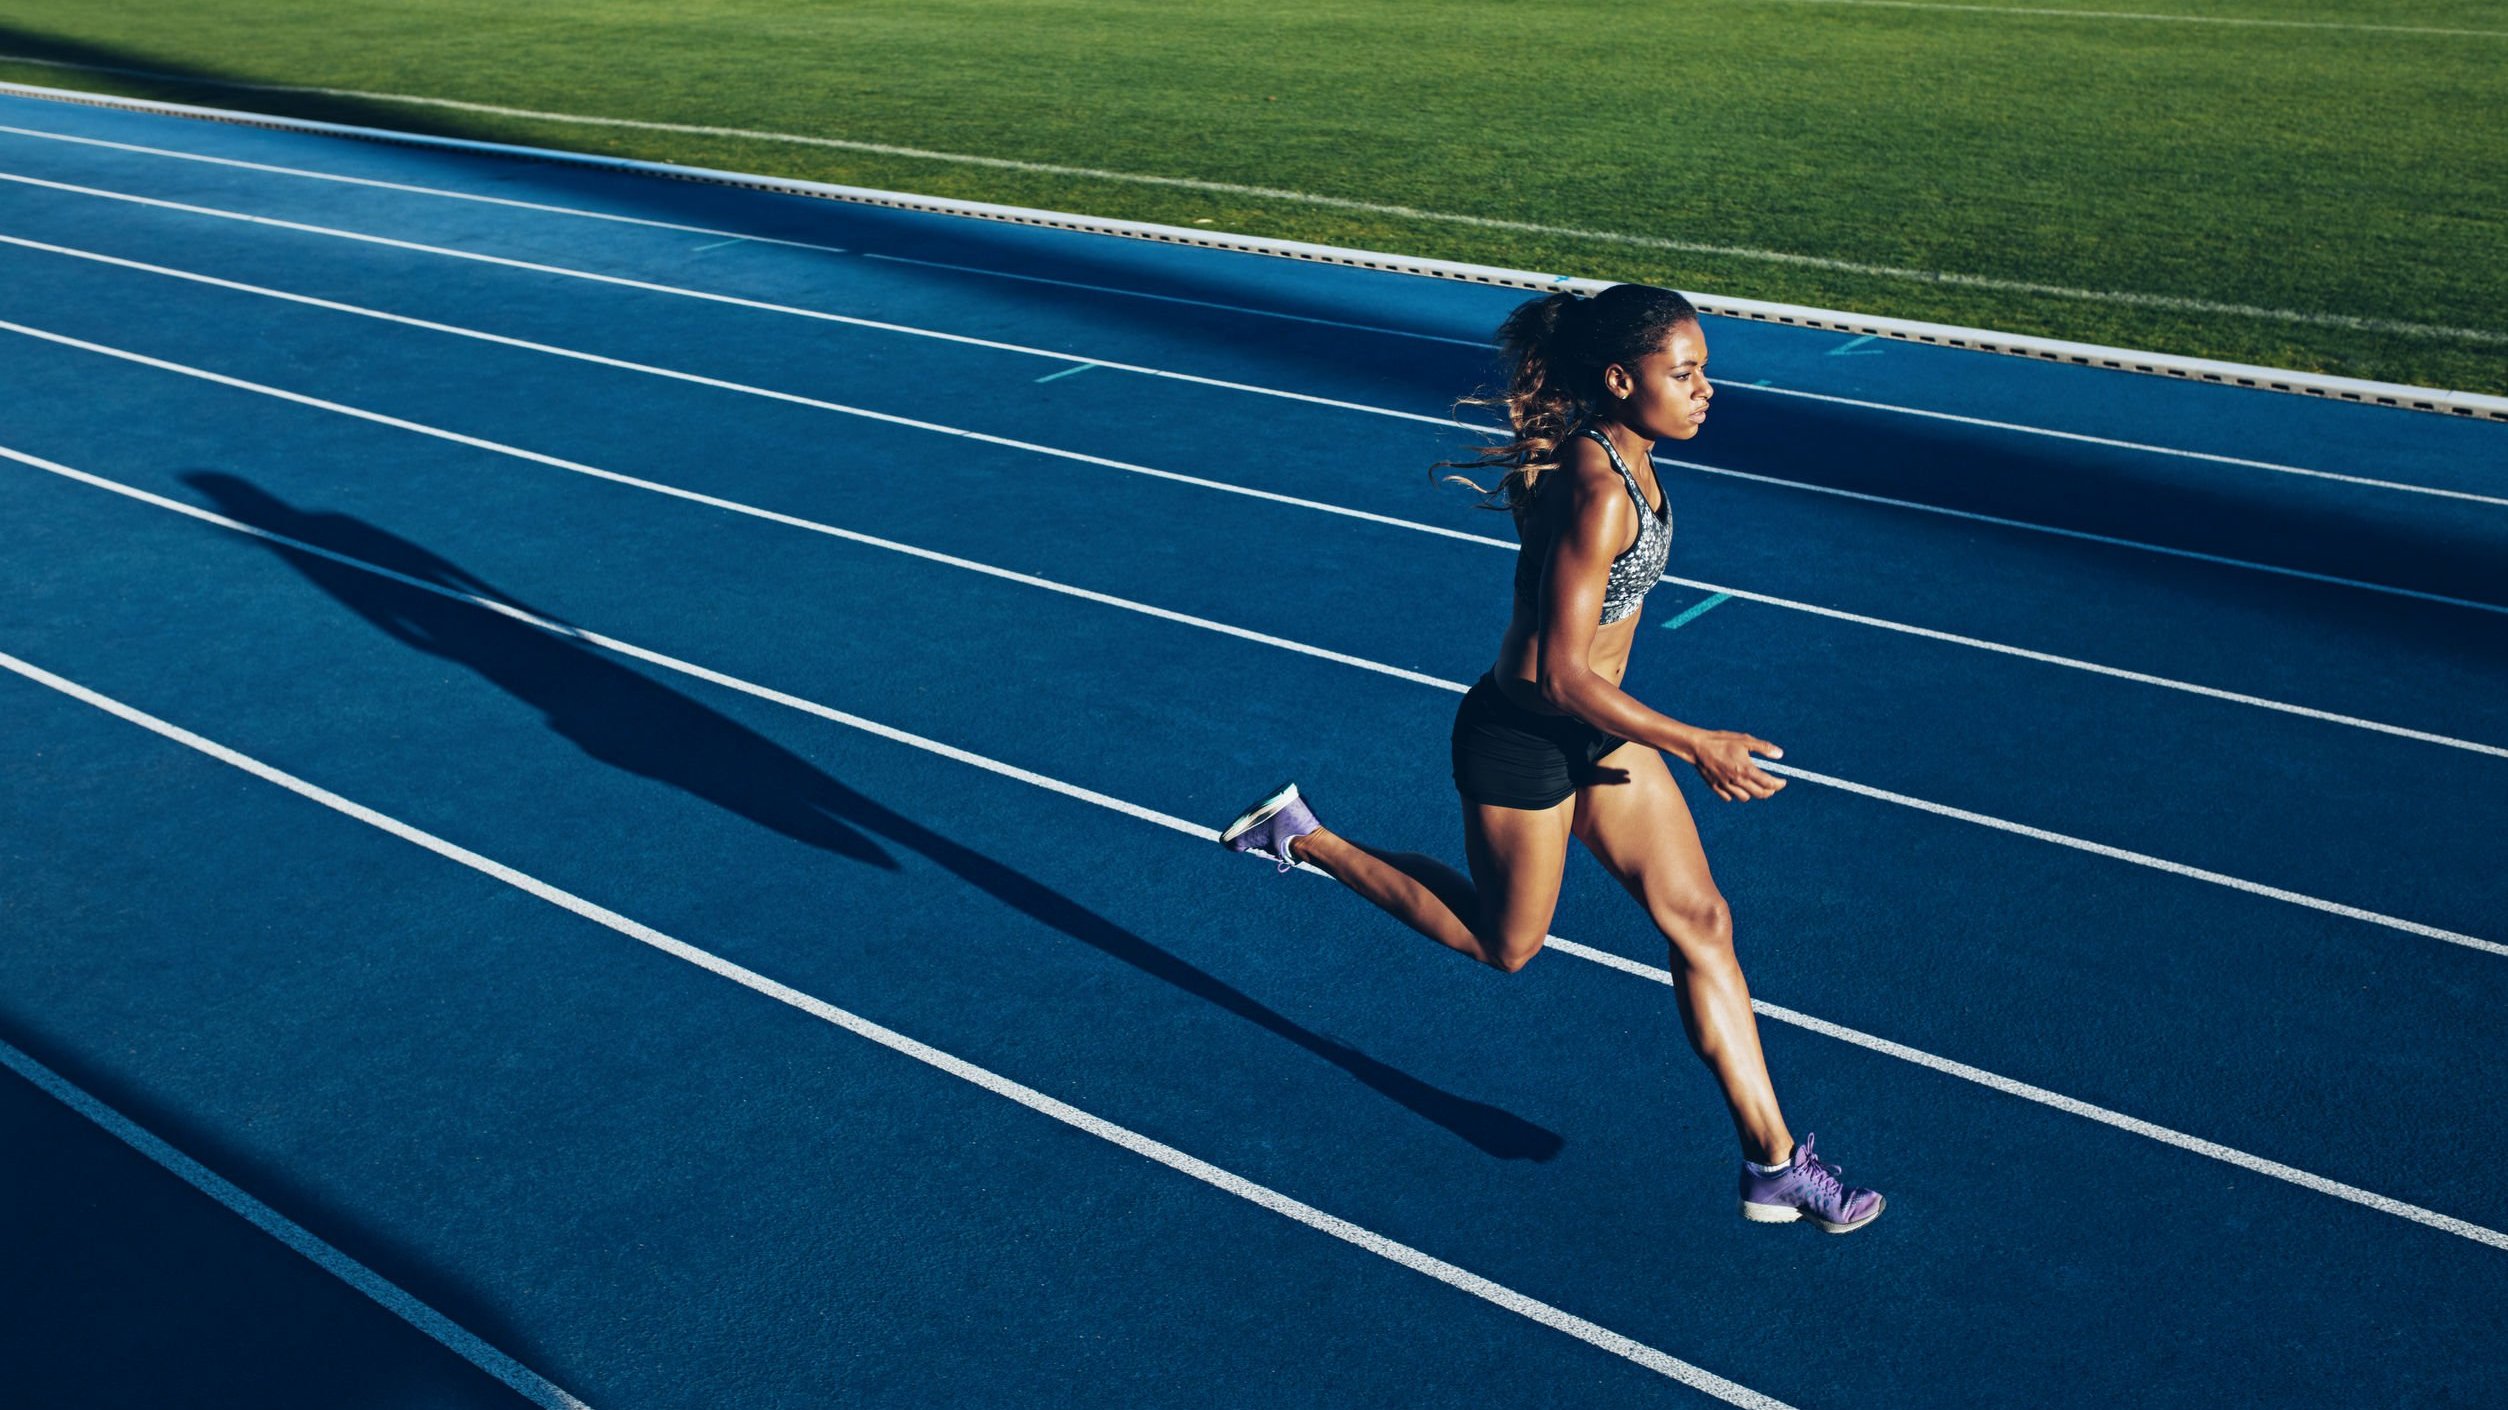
[1512,425,1673,625]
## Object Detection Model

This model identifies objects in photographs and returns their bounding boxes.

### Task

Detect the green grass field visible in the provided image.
[3,0,2503,394]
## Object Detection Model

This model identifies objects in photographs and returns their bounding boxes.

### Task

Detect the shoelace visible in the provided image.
[1801,1155,1844,1202]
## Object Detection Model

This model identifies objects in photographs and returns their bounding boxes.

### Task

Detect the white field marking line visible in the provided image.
[13,434,2492,958]
[0,651,1791,1410]
[1739,384,2508,509]
[0,1036,593,1410]
[0,167,1460,431]
[1728,0,2508,40]
[1663,457,2508,619]
[2,53,2501,346]
[11,228,2498,627]
[0,322,1456,693]
[2,138,2483,511]
[6,315,2503,764]
[1,503,2499,1260]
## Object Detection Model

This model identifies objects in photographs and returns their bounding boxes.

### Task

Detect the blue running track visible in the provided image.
[2,87,2504,1409]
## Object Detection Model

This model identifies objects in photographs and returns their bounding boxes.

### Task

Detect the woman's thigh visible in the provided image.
[1572,744,1727,937]
[1460,793,1577,960]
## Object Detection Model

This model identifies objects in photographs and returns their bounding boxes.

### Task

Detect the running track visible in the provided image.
[1,87,2503,1409]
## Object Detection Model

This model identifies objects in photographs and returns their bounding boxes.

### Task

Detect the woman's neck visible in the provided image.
[1588,414,1654,467]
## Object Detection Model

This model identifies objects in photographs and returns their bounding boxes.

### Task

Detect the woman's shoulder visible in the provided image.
[1544,436,1637,539]
[1554,432,1628,498]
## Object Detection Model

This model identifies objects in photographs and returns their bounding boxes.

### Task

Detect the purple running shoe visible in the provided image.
[1219,781,1321,873]
[1738,1133,1885,1233]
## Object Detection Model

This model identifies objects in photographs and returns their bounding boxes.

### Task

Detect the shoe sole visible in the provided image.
[1218,781,1301,848]
[1740,1194,1885,1234]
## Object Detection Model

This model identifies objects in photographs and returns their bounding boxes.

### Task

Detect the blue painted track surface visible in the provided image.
[2,90,2504,1408]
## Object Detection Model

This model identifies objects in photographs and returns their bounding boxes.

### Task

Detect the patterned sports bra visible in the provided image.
[1512,425,1674,625]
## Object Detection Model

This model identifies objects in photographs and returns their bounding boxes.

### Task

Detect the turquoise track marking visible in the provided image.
[690,236,751,253]
[1661,592,1733,629]
[1829,333,1883,356]
[1034,362,1098,383]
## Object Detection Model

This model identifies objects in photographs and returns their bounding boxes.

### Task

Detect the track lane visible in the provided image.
[0,261,2499,939]
[0,629,1739,1410]
[4,449,2505,1409]
[0,398,2501,1249]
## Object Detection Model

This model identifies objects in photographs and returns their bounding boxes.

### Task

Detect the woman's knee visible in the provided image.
[1656,890,1735,961]
[1475,920,1550,973]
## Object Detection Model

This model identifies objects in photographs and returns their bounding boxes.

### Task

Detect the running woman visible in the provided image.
[1219,283,1882,1232]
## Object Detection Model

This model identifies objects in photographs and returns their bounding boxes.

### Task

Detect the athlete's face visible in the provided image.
[1602,320,1712,441]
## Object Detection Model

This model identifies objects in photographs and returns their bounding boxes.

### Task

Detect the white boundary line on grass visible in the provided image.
[1728,0,2508,40]
[1,140,2496,512]
[0,648,1794,1410]
[1,75,2502,420]
[8,437,2495,959]
[7,227,2502,623]
[0,488,2499,1255]
[0,1035,593,1410]
[6,312,2504,764]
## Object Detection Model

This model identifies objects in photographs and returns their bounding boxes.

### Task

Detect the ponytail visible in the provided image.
[1439,283,1699,513]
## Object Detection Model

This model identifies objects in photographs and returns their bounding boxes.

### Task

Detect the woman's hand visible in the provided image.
[1683,729,1787,802]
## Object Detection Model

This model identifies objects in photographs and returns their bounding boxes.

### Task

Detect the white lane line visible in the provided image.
[0,122,865,256]
[0,650,1793,1410]
[860,250,1494,347]
[1665,457,2508,618]
[1725,0,2508,40]
[8,227,2499,627]
[0,168,1463,430]
[1761,763,2506,956]
[0,1035,593,1410]
[0,115,1487,349]
[10,436,2491,957]
[0,134,2485,507]
[0,233,1506,550]
[0,325,1454,692]
[2,504,2499,1256]
[1737,384,2508,509]
[3,53,2502,345]
[6,313,2503,764]
[1654,573,2508,761]
[1545,939,2508,1251]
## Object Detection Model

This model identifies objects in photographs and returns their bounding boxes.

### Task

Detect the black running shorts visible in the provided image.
[1449,674,1627,811]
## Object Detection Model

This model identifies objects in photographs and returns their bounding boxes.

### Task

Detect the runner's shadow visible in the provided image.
[184,474,1563,1162]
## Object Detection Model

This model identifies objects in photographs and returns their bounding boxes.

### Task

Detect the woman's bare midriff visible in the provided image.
[1491,602,1640,714]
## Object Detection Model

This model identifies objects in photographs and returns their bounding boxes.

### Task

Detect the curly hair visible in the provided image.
[1440,283,1700,516]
